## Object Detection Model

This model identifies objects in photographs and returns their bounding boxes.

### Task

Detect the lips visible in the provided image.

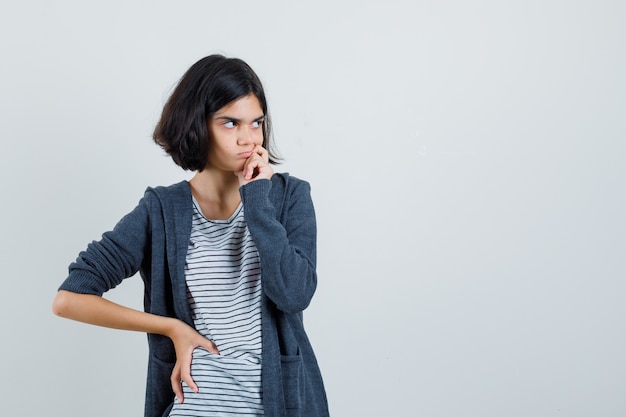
[238,150,254,158]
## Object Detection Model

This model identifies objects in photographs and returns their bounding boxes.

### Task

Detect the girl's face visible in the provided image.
[206,94,265,173]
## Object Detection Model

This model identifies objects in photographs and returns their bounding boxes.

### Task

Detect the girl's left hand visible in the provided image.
[236,145,274,186]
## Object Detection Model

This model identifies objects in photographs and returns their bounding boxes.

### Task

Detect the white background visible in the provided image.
[1,1,624,416]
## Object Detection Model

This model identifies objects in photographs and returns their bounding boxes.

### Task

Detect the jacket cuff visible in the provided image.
[239,178,273,205]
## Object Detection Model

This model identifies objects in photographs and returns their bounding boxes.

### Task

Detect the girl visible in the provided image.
[53,54,329,417]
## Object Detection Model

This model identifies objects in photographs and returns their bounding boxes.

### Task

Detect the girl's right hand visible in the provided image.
[168,321,220,404]
[51,292,219,404]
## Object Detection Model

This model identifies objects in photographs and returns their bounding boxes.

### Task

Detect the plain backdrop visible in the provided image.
[1,1,624,416]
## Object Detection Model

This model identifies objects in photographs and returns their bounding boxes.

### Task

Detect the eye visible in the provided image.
[252,119,264,129]
[223,121,236,128]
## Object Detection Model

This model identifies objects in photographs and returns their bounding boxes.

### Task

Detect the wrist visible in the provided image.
[158,316,185,339]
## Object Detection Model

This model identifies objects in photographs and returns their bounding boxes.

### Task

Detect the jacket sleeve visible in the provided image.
[240,178,317,314]
[58,191,152,296]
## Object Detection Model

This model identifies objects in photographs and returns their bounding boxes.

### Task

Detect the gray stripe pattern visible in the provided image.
[168,200,263,416]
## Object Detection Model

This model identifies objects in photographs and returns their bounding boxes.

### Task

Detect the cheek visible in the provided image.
[254,131,264,145]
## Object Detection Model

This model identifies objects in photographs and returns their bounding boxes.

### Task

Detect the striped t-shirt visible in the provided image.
[168,199,263,416]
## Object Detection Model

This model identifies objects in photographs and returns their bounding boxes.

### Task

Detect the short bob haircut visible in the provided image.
[153,54,280,171]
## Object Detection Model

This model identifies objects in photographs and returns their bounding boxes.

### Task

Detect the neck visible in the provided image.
[189,169,241,220]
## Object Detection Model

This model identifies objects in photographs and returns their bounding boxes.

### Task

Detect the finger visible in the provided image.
[203,339,220,355]
[183,376,198,394]
[245,160,273,182]
[248,148,270,179]
[179,356,199,394]
[244,156,261,180]
[254,145,269,162]
[170,367,184,403]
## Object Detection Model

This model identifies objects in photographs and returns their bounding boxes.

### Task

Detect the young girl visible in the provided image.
[53,54,330,417]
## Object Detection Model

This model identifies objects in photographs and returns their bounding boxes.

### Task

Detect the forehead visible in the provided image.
[214,94,263,117]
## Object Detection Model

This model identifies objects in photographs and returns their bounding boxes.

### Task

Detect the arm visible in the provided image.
[240,177,317,313]
[58,193,153,295]
[54,190,216,403]
[236,146,317,313]
[53,290,174,332]
[52,291,217,402]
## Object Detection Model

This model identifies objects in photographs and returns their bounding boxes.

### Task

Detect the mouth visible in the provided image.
[237,150,253,158]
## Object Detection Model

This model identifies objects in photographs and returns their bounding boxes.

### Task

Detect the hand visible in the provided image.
[236,145,274,186]
[168,320,219,404]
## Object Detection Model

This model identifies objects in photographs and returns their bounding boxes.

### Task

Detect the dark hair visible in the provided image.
[153,54,280,171]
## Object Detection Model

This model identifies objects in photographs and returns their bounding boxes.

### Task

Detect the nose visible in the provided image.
[237,125,261,146]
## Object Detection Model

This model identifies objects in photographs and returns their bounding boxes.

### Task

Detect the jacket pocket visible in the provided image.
[147,353,176,417]
[281,352,304,409]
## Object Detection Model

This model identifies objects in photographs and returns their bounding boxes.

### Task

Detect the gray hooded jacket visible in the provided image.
[59,173,330,417]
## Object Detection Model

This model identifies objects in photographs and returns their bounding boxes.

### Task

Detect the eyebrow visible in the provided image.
[214,115,265,123]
